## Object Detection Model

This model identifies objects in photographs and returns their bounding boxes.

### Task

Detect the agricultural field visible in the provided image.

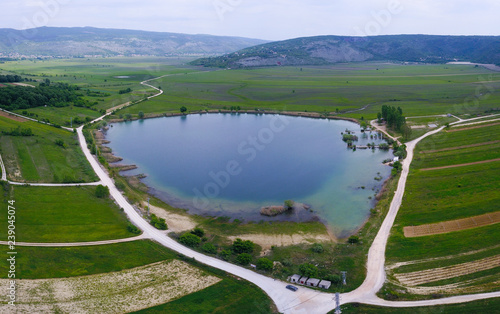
[0,185,135,242]
[385,120,500,299]
[115,63,500,122]
[0,115,97,183]
[0,57,198,124]
[0,240,273,313]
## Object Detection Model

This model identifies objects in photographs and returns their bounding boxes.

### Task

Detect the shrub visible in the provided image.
[348,235,360,244]
[180,106,187,113]
[138,111,144,119]
[150,214,168,230]
[95,185,109,198]
[311,243,324,253]
[219,249,231,261]
[284,200,294,210]
[299,263,318,277]
[326,274,341,285]
[256,258,273,271]
[236,253,252,265]
[55,139,66,148]
[179,233,201,247]
[190,227,205,238]
[202,243,217,254]
[232,238,254,254]
[127,223,141,235]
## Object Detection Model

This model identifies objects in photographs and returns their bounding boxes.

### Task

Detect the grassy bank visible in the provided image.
[0,115,97,183]
[0,185,135,242]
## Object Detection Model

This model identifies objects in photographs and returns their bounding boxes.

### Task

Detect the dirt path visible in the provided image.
[0,234,148,247]
[404,211,500,237]
[420,140,500,154]
[0,109,28,122]
[420,158,500,171]
[370,119,401,145]
[448,121,500,132]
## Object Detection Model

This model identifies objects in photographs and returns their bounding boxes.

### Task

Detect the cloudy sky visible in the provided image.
[2,0,499,40]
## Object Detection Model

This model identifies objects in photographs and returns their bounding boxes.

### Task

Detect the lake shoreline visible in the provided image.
[101,112,392,238]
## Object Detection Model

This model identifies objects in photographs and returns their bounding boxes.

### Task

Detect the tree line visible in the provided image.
[0,75,23,83]
[378,105,411,139]
[0,80,95,111]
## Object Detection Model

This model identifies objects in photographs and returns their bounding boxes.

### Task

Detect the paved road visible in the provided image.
[2,81,498,312]
[0,234,148,247]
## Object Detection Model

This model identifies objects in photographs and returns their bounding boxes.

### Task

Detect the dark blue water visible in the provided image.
[105,113,392,236]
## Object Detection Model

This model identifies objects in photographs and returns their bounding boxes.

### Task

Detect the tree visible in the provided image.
[202,243,217,254]
[150,214,168,230]
[191,227,205,238]
[299,263,318,277]
[360,121,368,131]
[236,253,252,265]
[179,233,201,247]
[95,185,109,198]
[138,111,144,119]
[232,238,254,254]
[284,200,294,210]
[180,106,187,113]
[219,249,231,261]
[256,258,273,271]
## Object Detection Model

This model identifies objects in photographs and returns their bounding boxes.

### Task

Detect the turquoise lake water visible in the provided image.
[105,113,392,236]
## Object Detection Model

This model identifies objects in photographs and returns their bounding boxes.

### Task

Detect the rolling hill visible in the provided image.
[0,27,268,57]
[191,35,500,68]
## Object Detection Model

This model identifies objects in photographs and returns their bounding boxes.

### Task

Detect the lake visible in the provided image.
[105,113,392,237]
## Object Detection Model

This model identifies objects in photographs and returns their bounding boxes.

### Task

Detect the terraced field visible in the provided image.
[385,120,500,298]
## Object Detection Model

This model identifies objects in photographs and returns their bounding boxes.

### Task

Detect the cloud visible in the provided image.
[1,0,499,40]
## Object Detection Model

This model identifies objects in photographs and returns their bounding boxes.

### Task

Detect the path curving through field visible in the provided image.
[1,75,499,312]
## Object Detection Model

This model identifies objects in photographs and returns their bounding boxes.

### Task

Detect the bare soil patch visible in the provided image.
[0,110,28,122]
[0,260,221,313]
[420,140,500,154]
[420,158,500,171]
[145,203,197,233]
[404,211,500,237]
[228,233,332,252]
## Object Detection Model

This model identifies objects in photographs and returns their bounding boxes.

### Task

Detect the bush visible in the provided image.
[180,106,187,113]
[236,253,252,265]
[202,243,217,254]
[55,139,66,148]
[138,111,144,119]
[232,238,254,254]
[284,200,294,210]
[150,214,168,230]
[179,233,201,247]
[219,249,231,261]
[190,227,205,238]
[256,258,273,271]
[348,235,360,244]
[299,263,318,277]
[311,243,324,253]
[95,185,109,198]
[127,223,141,235]
[326,274,341,285]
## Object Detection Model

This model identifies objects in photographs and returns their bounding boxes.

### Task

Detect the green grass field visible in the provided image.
[0,185,135,242]
[384,121,500,299]
[115,63,500,121]
[0,240,176,279]
[0,116,97,183]
[134,277,274,314]
[336,297,500,313]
